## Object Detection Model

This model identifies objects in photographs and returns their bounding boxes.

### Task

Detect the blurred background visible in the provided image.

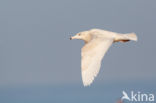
[0,0,156,103]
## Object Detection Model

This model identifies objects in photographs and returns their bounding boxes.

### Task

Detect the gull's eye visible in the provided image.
[78,33,81,36]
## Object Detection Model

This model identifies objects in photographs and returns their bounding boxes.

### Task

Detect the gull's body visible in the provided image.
[70,29,137,86]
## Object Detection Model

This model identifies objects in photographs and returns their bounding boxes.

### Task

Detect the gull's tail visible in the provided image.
[124,33,137,41]
[114,33,138,42]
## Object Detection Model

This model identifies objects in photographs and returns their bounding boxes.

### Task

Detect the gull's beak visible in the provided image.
[70,35,77,40]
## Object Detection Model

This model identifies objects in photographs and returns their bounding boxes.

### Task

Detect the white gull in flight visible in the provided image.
[70,29,137,86]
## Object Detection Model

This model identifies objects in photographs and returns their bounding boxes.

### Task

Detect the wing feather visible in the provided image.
[81,38,113,86]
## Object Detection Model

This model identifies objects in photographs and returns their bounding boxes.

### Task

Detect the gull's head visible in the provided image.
[70,31,91,43]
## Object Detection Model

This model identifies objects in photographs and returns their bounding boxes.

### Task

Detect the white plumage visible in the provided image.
[70,29,137,86]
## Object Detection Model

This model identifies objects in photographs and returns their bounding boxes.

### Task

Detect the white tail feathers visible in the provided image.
[124,33,138,41]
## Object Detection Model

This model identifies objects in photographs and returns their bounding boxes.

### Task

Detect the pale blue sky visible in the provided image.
[0,0,156,86]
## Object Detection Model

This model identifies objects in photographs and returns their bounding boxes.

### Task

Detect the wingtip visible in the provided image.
[82,69,95,87]
[132,32,138,41]
[83,83,91,87]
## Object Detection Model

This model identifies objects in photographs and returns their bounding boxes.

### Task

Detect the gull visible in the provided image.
[70,29,137,86]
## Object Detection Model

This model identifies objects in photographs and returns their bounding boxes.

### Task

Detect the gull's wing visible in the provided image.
[81,38,113,86]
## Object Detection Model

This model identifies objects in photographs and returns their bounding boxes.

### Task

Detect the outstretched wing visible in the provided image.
[81,38,113,86]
